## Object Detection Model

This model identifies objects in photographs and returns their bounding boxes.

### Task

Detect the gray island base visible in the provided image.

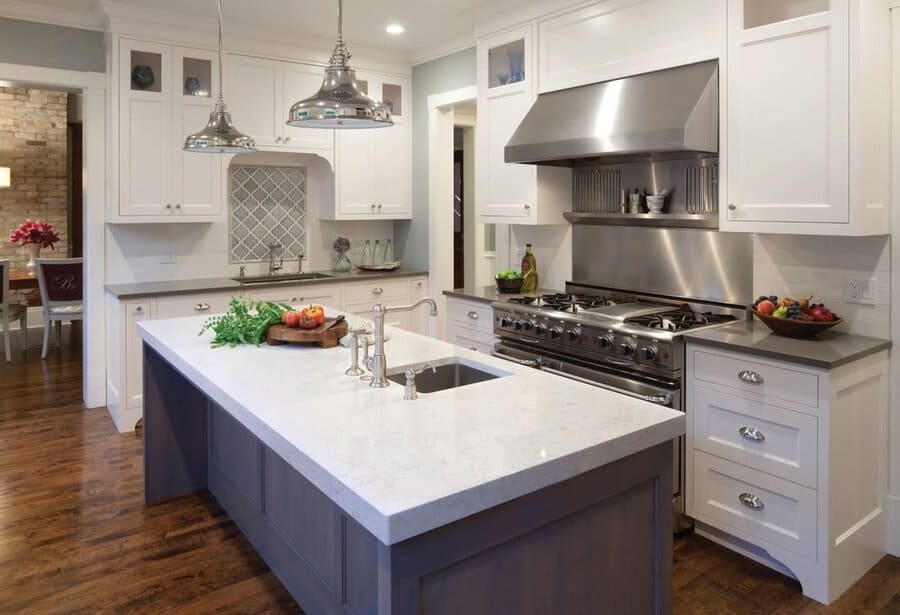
[144,345,673,614]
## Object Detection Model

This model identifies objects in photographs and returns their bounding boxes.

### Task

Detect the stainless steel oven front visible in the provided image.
[492,340,691,532]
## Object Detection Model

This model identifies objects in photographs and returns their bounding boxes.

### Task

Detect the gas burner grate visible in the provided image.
[627,310,737,332]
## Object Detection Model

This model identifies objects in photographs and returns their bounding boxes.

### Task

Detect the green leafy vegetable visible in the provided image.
[199,297,291,348]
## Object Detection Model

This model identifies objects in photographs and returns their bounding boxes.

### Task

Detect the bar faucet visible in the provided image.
[267,242,283,276]
[297,252,305,274]
[369,298,438,388]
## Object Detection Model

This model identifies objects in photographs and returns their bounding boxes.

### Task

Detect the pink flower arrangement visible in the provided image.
[8,219,60,249]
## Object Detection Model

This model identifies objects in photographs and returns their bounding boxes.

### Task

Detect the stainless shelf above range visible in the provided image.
[563,211,719,229]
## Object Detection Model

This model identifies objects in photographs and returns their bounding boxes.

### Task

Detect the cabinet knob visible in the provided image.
[377,203,382,210]
[175,203,181,210]
[738,426,765,442]
[728,203,737,211]
[194,302,210,311]
[291,297,298,304]
[165,203,172,210]
[284,136,291,143]
[134,306,143,314]
[738,493,764,510]
[524,204,531,211]
[738,370,764,384]
[275,136,282,143]
[467,310,479,320]
[373,287,383,295]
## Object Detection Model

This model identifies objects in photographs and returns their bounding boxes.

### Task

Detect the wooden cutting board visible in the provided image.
[266,317,349,348]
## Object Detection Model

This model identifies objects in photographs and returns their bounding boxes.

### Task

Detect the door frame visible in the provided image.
[427,85,477,340]
[0,62,107,408]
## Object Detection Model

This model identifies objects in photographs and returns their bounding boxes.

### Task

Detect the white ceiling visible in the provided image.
[14,0,527,60]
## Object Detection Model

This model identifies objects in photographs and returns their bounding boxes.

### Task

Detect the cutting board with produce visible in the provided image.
[267,306,348,348]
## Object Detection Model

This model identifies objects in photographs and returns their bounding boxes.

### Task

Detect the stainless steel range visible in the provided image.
[489,227,754,532]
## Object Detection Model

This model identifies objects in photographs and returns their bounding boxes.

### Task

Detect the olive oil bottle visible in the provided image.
[521,244,538,293]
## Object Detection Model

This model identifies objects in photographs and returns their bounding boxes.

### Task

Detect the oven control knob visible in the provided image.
[500,316,514,328]
[639,346,658,361]
[596,335,613,349]
[534,324,547,335]
[522,320,534,332]
[566,328,580,342]
[514,320,525,331]
[549,327,562,339]
[614,341,636,356]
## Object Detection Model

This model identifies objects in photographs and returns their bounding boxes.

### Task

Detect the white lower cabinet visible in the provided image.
[106,275,429,433]
[444,296,496,354]
[686,344,889,605]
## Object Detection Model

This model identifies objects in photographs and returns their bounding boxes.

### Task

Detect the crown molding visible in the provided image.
[0,0,104,31]
[410,34,475,67]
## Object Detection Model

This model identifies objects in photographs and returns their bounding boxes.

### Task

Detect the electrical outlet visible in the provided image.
[847,279,860,303]
[160,249,176,264]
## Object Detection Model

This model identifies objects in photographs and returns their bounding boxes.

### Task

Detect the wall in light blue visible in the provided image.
[394,47,476,270]
[0,18,105,73]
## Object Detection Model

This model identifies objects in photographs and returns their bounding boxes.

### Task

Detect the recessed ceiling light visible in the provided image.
[386,24,405,35]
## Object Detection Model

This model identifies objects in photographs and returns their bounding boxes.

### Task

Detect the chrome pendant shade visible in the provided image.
[184,0,256,153]
[286,0,392,129]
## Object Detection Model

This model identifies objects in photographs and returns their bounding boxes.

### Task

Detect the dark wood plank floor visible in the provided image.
[1,330,898,613]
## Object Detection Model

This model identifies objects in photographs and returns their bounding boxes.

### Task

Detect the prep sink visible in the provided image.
[232,272,334,284]
[386,357,509,394]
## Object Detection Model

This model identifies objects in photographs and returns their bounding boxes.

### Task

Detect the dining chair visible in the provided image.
[35,258,83,360]
[0,260,27,362]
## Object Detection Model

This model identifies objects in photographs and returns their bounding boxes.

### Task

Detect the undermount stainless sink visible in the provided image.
[386,357,509,394]
[232,272,334,284]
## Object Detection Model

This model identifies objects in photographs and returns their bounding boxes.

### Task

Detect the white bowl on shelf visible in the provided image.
[646,195,665,213]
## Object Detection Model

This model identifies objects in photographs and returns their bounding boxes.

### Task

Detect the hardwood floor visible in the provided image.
[1,335,898,613]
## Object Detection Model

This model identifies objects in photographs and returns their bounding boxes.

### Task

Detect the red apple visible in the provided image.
[756,299,776,315]
[809,307,833,322]
[282,311,301,328]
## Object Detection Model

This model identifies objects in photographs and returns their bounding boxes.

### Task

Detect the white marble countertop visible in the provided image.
[138,312,685,545]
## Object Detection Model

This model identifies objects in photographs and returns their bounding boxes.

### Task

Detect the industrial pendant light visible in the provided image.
[286,0,392,129]
[184,0,256,153]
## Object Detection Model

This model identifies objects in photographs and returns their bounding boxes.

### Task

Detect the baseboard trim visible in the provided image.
[887,495,900,556]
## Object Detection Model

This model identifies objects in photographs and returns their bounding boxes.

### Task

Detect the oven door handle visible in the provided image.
[539,365,674,407]
[491,349,541,367]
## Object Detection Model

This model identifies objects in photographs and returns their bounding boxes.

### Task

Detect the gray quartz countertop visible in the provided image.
[105,268,428,300]
[442,285,561,305]
[684,320,891,369]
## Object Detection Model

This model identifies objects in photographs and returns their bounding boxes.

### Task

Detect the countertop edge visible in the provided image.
[683,332,892,369]
[106,270,428,300]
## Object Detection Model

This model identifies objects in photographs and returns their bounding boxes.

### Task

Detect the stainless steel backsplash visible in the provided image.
[572,226,753,306]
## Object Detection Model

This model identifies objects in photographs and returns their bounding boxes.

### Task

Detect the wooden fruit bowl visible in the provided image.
[751,308,843,338]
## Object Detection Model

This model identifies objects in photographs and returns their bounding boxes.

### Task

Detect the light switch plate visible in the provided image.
[847,278,877,306]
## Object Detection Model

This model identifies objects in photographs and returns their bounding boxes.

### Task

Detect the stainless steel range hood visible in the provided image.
[505,60,718,166]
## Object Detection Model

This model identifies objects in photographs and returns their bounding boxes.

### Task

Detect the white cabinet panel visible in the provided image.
[725,9,848,224]
[481,88,535,219]
[124,301,151,409]
[372,121,409,216]
[538,0,724,93]
[336,129,376,216]
[155,292,234,319]
[227,55,282,148]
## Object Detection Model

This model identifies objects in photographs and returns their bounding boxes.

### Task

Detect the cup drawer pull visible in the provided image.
[738,493,765,510]
[467,311,479,320]
[194,302,211,311]
[738,370,765,384]
[738,426,765,442]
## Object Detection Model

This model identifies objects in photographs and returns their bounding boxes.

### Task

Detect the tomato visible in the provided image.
[282,311,301,328]
[300,304,326,327]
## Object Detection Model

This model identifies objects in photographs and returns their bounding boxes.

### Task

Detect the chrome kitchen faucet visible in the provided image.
[369,298,438,388]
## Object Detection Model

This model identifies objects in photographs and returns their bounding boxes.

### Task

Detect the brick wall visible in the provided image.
[0,87,68,292]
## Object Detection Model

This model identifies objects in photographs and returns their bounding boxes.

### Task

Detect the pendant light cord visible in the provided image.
[216,0,226,112]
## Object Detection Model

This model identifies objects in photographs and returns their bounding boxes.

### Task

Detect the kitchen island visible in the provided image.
[138,313,685,614]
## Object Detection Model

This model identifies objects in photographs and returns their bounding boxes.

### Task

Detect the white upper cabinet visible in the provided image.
[722,0,890,235]
[476,26,570,224]
[227,55,334,151]
[537,0,724,94]
[115,38,222,222]
[331,73,411,220]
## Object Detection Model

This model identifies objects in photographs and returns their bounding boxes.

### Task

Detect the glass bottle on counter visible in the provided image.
[373,239,383,265]
[383,238,394,263]
[362,240,373,266]
[521,243,538,293]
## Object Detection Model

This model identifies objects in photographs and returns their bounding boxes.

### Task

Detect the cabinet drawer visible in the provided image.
[693,450,817,561]
[344,279,409,303]
[449,323,496,354]
[693,349,819,408]
[693,386,818,488]
[247,284,340,309]
[446,298,493,334]
[156,292,234,319]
